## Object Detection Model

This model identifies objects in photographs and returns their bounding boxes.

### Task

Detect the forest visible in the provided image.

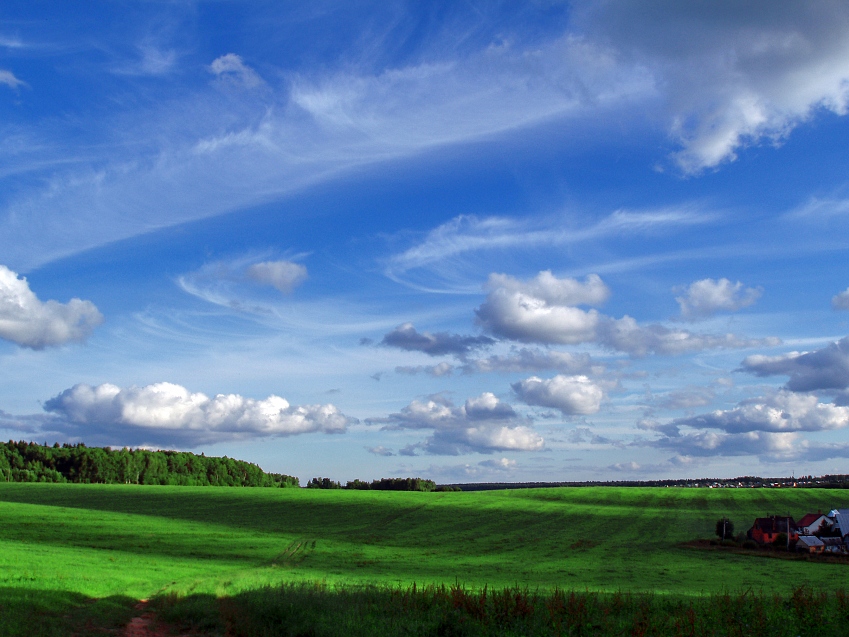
[0,440,299,487]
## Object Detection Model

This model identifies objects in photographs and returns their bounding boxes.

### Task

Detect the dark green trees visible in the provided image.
[0,440,299,487]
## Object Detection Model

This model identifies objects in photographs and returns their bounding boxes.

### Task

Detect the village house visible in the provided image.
[796,535,824,554]
[828,509,849,538]
[747,515,798,545]
[796,513,832,536]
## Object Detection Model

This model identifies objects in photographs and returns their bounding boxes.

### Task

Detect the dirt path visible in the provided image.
[123,600,171,637]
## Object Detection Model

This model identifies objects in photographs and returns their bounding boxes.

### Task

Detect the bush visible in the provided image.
[773,533,789,549]
[715,517,735,540]
[742,540,759,549]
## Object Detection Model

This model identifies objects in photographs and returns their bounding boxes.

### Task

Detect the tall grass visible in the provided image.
[152,583,849,637]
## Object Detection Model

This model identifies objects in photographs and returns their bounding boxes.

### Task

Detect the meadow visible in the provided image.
[1,483,848,635]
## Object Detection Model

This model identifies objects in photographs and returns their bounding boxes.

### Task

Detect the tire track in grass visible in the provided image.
[271,539,316,567]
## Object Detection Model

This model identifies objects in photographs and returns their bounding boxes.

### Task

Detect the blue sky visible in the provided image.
[3,1,849,483]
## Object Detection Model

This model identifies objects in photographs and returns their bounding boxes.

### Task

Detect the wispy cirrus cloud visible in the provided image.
[385,209,712,290]
[0,69,25,90]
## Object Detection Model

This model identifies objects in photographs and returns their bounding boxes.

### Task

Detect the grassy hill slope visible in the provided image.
[1,482,848,604]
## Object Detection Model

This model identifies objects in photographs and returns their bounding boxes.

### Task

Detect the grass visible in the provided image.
[1,483,848,634]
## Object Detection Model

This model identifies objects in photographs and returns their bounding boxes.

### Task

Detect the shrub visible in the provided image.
[715,517,734,540]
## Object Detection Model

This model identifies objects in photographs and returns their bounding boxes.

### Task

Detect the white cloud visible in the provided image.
[476,270,776,355]
[43,381,352,447]
[577,0,849,172]
[512,375,603,415]
[488,271,610,307]
[246,260,308,294]
[740,336,849,392]
[675,278,762,320]
[833,288,849,310]
[0,70,24,90]
[209,53,263,88]
[367,445,394,456]
[673,390,849,434]
[475,273,603,345]
[372,392,543,455]
[653,429,812,461]
[0,265,103,349]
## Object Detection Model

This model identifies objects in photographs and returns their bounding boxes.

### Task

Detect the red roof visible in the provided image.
[798,513,825,528]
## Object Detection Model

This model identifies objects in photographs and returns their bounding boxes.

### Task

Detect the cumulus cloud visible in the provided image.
[672,390,849,434]
[380,323,495,358]
[512,375,604,415]
[476,270,776,355]
[371,392,543,455]
[578,0,849,173]
[475,272,605,345]
[675,278,762,320]
[833,288,849,310]
[740,337,849,392]
[653,429,813,461]
[209,53,263,88]
[0,265,103,349]
[42,382,352,447]
[246,260,307,294]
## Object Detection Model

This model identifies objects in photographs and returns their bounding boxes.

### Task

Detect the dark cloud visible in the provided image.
[740,337,849,392]
[380,323,495,358]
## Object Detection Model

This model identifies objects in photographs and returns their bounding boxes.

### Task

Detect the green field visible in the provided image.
[1,484,848,634]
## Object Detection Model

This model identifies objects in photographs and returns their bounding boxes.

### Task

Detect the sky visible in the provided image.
[3,1,849,484]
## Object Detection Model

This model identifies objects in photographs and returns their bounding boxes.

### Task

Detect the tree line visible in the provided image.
[307,476,460,492]
[0,440,299,487]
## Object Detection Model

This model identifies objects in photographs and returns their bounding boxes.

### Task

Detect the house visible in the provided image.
[747,516,799,545]
[821,537,846,554]
[796,535,824,554]
[828,509,849,538]
[797,513,831,536]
